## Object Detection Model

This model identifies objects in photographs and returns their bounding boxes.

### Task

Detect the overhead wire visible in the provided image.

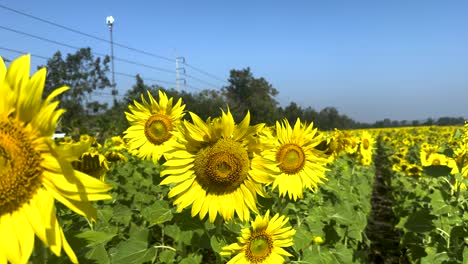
[0,47,177,88]
[183,73,221,88]
[0,47,205,93]
[114,71,175,86]
[0,46,50,60]
[0,4,226,87]
[0,25,174,74]
[183,62,227,84]
[0,3,174,63]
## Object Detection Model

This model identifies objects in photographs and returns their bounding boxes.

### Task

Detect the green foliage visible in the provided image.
[39,48,111,134]
[383,135,468,263]
[36,145,377,264]
[265,156,375,263]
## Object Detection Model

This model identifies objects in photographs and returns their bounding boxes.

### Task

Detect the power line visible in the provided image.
[0,25,81,50]
[0,25,174,74]
[1,26,223,91]
[0,4,226,86]
[92,92,124,98]
[0,47,207,98]
[0,46,49,60]
[185,84,204,92]
[183,73,221,89]
[114,71,175,86]
[0,47,177,88]
[184,62,227,84]
[0,3,173,63]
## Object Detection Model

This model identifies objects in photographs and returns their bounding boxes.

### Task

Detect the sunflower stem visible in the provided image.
[86,217,94,231]
[215,216,224,235]
[276,196,285,214]
[33,237,49,264]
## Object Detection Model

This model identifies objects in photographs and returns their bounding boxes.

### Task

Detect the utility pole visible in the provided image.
[175,56,186,92]
[106,16,117,101]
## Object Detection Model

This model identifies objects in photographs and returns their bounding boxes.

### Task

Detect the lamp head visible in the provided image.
[106,16,114,27]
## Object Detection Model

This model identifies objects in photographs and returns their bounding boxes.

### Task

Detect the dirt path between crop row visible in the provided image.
[365,142,407,264]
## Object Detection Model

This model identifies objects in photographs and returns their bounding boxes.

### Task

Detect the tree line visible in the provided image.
[37,48,465,139]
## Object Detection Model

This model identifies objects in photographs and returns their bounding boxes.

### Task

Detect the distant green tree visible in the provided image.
[314,107,356,130]
[436,117,465,126]
[280,102,304,124]
[316,107,340,130]
[39,48,111,134]
[124,74,162,105]
[222,68,280,124]
[424,118,434,126]
[180,90,226,121]
[302,106,319,124]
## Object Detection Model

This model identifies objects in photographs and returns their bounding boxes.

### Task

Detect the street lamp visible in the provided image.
[106,16,117,99]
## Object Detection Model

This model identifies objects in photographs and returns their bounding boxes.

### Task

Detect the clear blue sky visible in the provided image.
[1,1,467,123]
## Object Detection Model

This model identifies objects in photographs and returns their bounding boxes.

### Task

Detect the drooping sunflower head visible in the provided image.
[392,158,409,173]
[221,210,296,264]
[407,164,423,177]
[124,90,185,162]
[315,130,343,160]
[104,135,127,150]
[161,109,274,222]
[420,144,439,166]
[102,136,129,162]
[71,151,110,182]
[0,55,111,263]
[261,118,329,200]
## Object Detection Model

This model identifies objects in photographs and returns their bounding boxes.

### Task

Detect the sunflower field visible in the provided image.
[1,55,468,264]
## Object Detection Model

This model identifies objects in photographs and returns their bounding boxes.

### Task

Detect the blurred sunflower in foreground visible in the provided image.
[0,55,111,263]
[124,90,185,162]
[161,110,274,222]
[221,210,296,264]
[260,118,329,200]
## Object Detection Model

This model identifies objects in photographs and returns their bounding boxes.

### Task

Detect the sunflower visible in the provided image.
[359,131,375,159]
[406,164,423,177]
[124,90,185,162]
[344,134,360,155]
[453,144,468,178]
[220,210,296,264]
[420,144,439,166]
[260,118,329,201]
[0,55,111,263]
[71,151,110,182]
[160,110,274,222]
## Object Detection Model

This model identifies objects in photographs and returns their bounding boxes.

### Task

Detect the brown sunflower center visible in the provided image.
[144,114,173,145]
[408,166,421,174]
[246,232,273,262]
[0,119,43,215]
[362,138,370,150]
[194,138,249,193]
[276,143,305,174]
